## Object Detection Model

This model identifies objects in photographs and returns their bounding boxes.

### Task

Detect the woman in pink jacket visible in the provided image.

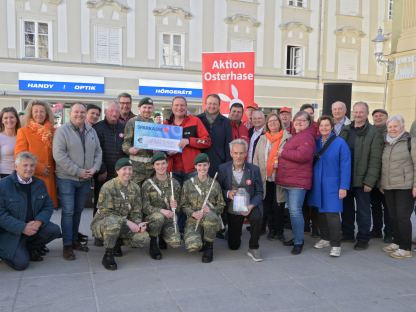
[276,110,316,255]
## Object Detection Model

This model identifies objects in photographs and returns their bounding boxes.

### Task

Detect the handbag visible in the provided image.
[313,135,336,165]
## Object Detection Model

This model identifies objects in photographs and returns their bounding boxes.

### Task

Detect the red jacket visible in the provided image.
[165,115,211,173]
[231,121,249,144]
[276,126,316,190]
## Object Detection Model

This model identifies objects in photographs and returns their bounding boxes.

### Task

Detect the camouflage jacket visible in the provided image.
[142,176,181,216]
[180,176,225,217]
[93,177,143,224]
[122,116,154,158]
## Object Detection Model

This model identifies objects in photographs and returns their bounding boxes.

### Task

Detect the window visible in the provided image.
[23,21,50,59]
[230,39,254,52]
[286,45,303,76]
[388,0,393,20]
[339,0,359,16]
[337,49,358,81]
[95,25,122,65]
[288,0,306,8]
[160,33,184,67]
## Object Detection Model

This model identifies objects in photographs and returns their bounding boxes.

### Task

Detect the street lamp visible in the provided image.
[372,27,394,67]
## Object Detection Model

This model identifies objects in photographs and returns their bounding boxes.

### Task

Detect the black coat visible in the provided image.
[198,113,233,177]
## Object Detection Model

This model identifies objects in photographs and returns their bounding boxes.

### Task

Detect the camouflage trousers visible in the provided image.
[91,216,150,249]
[131,160,154,185]
[184,211,221,252]
[145,212,181,248]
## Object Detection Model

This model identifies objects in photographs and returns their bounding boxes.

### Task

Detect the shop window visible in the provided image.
[95,25,122,65]
[23,21,51,59]
[286,45,303,76]
[160,33,184,68]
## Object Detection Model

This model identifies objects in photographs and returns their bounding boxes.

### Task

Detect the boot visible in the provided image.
[102,249,117,270]
[158,236,167,250]
[202,241,213,263]
[113,239,123,257]
[149,237,162,260]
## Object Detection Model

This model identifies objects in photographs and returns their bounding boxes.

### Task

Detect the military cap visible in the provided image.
[139,97,154,107]
[151,152,167,164]
[115,158,133,171]
[154,112,161,117]
[194,153,210,165]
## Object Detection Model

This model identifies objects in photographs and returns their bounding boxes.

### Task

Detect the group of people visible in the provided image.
[0,93,415,271]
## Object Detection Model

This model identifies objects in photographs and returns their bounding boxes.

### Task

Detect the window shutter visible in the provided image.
[95,26,121,65]
[96,26,109,63]
[109,27,121,64]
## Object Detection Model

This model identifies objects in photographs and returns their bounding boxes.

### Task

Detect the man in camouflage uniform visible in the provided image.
[91,158,150,270]
[181,153,225,263]
[142,152,181,260]
[122,97,155,185]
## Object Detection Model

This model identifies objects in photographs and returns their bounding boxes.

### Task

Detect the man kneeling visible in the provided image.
[142,152,181,260]
[180,153,225,263]
[91,158,150,270]
[0,152,61,271]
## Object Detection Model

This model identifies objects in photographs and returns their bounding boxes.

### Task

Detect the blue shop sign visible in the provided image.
[138,79,202,98]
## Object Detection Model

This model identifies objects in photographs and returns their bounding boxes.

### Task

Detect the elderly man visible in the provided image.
[85,104,101,126]
[229,102,249,143]
[248,110,266,163]
[53,103,102,260]
[218,139,264,262]
[91,158,149,270]
[118,92,136,124]
[122,97,155,185]
[332,101,351,136]
[340,102,384,250]
[198,93,232,177]
[244,103,258,130]
[279,107,293,134]
[0,152,61,270]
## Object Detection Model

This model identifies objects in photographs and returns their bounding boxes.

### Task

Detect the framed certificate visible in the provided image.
[133,121,183,152]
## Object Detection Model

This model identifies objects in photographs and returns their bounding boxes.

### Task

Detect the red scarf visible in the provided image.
[27,119,54,148]
[265,130,283,177]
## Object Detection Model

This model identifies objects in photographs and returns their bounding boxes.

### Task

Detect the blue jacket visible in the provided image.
[0,172,55,259]
[308,133,351,213]
[198,113,233,177]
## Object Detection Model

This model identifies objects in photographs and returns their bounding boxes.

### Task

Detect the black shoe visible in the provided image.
[246,226,251,232]
[202,242,213,263]
[149,237,162,260]
[216,232,225,239]
[72,241,89,252]
[94,238,104,247]
[354,241,369,250]
[29,249,43,262]
[41,245,49,254]
[113,240,123,257]
[370,230,383,238]
[383,234,393,244]
[283,239,294,246]
[102,249,117,271]
[77,232,88,245]
[159,237,168,250]
[267,230,277,241]
[341,236,356,243]
[291,244,303,255]
[276,233,286,242]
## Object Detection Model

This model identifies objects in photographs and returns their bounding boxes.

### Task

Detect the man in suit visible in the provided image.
[247,110,265,163]
[218,139,264,262]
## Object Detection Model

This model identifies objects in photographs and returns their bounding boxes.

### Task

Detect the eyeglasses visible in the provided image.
[267,119,279,124]
[119,102,131,105]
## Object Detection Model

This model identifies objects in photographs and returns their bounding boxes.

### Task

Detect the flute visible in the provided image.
[170,172,177,233]
[195,172,218,231]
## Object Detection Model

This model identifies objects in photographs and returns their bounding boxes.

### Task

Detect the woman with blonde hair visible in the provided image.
[15,100,58,207]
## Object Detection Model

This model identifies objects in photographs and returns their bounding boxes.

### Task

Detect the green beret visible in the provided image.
[139,97,154,107]
[154,112,161,117]
[194,153,210,165]
[151,152,167,164]
[115,158,132,171]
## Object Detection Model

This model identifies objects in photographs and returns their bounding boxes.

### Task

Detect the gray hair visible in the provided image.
[293,110,312,126]
[15,152,37,165]
[353,101,369,113]
[105,100,120,111]
[386,115,405,129]
[229,139,248,152]
[251,110,265,118]
[331,101,347,111]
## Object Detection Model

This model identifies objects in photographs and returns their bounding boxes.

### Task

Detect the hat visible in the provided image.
[279,107,292,114]
[139,97,154,107]
[151,152,167,164]
[115,158,132,171]
[246,102,259,109]
[372,109,388,116]
[154,112,161,117]
[194,153,210,165]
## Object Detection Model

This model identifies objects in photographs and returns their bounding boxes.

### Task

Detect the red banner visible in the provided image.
[202,52,255,115]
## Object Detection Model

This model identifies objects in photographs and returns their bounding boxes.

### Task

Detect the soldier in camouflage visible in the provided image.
[91,158,150,270]
[122,97,155,185]
[180,153,225,263]
[142,152,182,260]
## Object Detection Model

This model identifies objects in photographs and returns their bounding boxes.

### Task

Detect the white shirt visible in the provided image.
[16,173,32,185]
[248,127,264,163]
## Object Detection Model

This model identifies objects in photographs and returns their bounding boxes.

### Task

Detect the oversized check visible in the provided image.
[134,121,183,152]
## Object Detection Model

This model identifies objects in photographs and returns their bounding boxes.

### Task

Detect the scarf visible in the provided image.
[385,131,405,145]
[265,130,284,177]
[27,119,54,148]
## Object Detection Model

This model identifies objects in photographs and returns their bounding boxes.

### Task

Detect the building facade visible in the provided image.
[0,0,394,122]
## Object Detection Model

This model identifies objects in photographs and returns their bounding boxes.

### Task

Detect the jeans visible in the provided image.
[57,178,91,246]
[284,188,307,245]
[4,222,61,271]
[227,206,262,250]
[342,187,372,242]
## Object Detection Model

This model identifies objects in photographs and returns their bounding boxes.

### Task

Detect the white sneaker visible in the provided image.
[382,243,399,253]
[247,249,263,262]
[390,249,412,259]
[329,247,341,257]
[314,240,330,249]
